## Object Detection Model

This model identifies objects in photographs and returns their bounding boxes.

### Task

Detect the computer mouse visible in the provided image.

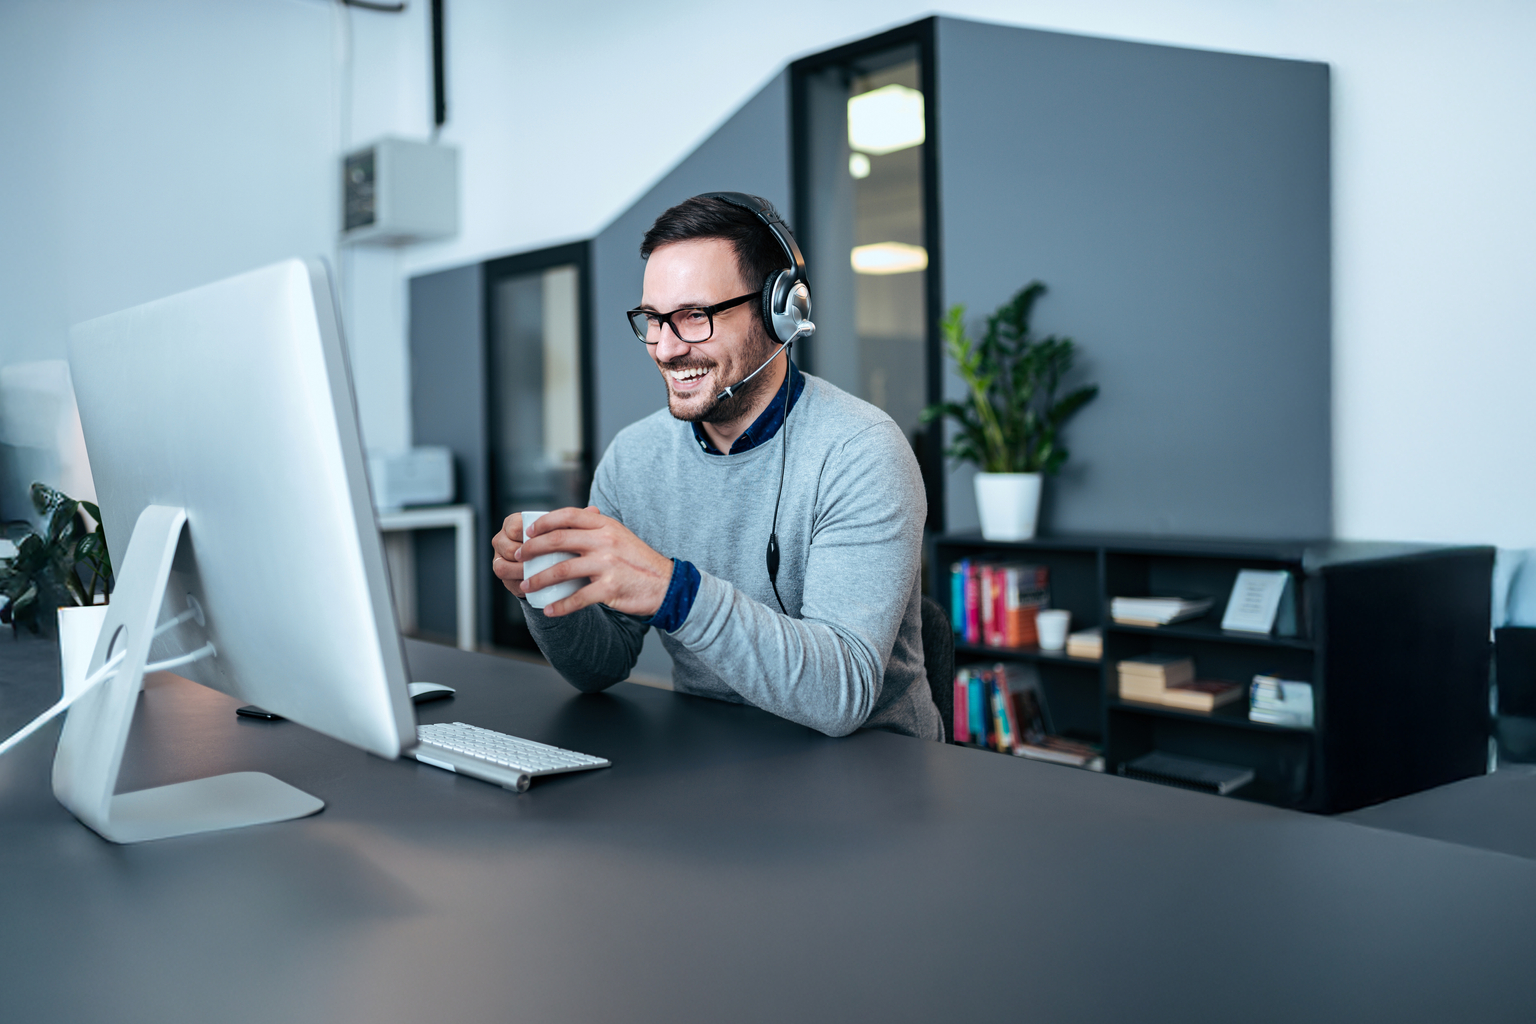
[408,681,457,704]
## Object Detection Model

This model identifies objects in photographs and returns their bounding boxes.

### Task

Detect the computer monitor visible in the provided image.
[60,258,416,843]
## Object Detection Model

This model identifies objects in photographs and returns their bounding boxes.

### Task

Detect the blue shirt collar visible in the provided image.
[692,361,804,456]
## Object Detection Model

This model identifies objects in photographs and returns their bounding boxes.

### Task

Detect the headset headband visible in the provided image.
[698,191,807,287]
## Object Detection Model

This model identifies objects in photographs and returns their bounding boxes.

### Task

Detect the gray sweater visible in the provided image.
[520,372,942,740]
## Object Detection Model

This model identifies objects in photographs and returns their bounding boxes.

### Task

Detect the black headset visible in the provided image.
[696,192,815,614]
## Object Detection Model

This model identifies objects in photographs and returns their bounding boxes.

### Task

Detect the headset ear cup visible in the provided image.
[761,270,787,343]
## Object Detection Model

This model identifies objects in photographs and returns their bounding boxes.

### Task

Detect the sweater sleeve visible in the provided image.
[665,420,925,736]
[520,445,650,692]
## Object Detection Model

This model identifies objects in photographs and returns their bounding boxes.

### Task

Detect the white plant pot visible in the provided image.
[57,603,110,695]
[974,472,1043,541]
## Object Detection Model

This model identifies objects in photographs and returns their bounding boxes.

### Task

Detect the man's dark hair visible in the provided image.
[640,194,789,296]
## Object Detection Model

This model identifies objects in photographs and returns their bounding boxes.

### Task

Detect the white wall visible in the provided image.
[3,0,1532,548]
[0,0,422,458]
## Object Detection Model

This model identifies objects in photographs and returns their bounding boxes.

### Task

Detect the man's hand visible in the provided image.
[490,511,529,590]
[491,506,674,619]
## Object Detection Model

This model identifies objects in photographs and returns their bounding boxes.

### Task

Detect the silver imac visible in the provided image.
[61,258,417,843]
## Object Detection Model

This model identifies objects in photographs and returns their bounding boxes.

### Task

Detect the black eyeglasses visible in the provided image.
[626,292,757,344]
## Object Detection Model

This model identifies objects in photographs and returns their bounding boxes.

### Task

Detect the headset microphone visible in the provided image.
[716,337,793,402]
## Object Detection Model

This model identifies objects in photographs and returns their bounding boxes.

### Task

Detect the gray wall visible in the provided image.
[589,70,792,457]
[408,263,492,644]
[935,17,1332,538]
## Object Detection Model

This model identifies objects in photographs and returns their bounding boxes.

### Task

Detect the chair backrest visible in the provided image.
[920,595,955,742]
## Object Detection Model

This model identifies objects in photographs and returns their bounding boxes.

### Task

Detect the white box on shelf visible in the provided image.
[368,447,453,511]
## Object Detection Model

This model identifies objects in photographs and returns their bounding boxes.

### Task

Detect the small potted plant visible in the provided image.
[1,483,113,638]
[922,281,1098,540]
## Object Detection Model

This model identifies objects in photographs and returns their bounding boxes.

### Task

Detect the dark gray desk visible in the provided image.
[3,638,1535,1023]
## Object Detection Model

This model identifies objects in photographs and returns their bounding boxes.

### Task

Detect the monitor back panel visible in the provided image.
[69,259,415,758]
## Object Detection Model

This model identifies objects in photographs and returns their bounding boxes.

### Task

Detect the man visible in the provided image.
[490,193,941,740]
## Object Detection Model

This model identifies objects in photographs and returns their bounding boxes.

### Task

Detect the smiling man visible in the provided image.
[490,193,941,740]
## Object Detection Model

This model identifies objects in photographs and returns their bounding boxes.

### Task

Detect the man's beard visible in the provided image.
[662,336,780,425]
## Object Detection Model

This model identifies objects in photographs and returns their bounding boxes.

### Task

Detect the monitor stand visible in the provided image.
[52,505,324,844]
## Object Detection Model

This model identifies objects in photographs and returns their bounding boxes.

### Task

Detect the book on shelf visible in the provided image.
[1065,627,1102,660]
[1250,675,1314,727]
[950,560,1048,648]
[1111,595,1213,627]
[952,664,1101,769]
[951,671,971,743]
[950,560,967,645]
[1157,680,1244,712]
[1220,569,1295,635]
[968,671,986,746]
[1116,654,1196,702]
[1119,751,1255,796]
[1015,735,1105,771]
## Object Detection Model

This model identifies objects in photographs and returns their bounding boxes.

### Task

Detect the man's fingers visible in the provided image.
[500,512,524,542]
[524,505,605,538]
[522,554,604,595]
[490,528,521,561]
[519,524,614,561]
[492,554,524,581]
[538,577,608,618]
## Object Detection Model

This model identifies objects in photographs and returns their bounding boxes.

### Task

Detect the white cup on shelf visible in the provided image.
[520,510,589,610]
[1037,609,1071,651]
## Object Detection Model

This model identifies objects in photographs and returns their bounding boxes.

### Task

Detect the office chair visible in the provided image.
[921,595,955,742]
[1496,626,1536,762]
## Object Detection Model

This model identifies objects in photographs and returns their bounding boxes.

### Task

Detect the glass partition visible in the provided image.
[794,28,942,529]
[485,243,593,650]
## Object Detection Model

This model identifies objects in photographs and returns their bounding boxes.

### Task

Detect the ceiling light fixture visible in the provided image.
[850,242,928,275]
[847,84,925,156]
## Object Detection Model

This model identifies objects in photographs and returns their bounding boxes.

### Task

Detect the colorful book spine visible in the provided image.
[979,564,995,647]
[950,561,967,636]
[993,665,1022,753]
[952,669,971,743]
[964,563,981,645]
[991,570,1008,647]
[968,672,985,747]
[1004,567,1023,647]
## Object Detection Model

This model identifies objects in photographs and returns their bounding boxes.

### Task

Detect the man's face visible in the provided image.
[640,238,774,424]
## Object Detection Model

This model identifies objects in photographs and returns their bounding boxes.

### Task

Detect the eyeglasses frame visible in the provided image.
[625,291,759,345]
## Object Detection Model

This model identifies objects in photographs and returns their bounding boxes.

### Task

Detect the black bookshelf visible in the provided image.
[931,533,1494,813]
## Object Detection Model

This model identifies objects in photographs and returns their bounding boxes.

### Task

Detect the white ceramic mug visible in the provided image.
[520,510,590,610]
[1037,609,1071,651]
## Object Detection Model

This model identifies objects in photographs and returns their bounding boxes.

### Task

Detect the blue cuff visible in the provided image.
[646,559,700,634]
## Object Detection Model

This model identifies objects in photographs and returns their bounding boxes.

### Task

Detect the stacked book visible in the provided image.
[950,559,1049,648]
[1065,627,1102,660]
[1116,654,1244,712]
[1250,675,1315,727]
[1110,595,1213,627]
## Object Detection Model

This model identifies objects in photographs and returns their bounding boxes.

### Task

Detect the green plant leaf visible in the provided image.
[926,283,1098,477]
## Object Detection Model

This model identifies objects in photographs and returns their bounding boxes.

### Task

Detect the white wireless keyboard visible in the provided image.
[414,721,610,793]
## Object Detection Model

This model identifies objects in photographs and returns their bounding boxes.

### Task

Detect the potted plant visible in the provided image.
[1,483,113,638]
[922,281,1098,540]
